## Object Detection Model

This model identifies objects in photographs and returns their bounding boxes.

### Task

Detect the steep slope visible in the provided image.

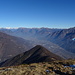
[0,32,32,62]
[47,27,75,53]
[0,45,63,67]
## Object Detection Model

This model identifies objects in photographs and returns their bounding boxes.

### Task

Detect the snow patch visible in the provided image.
[72,38,75,41]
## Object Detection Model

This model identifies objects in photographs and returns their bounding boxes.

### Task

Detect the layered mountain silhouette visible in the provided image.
[47,27,75,53]
[0,45,63,67]
[0,32,32,62]
[0,28,75,59]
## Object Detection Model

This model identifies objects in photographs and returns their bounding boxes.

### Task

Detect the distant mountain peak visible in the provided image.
[0,27,19,29]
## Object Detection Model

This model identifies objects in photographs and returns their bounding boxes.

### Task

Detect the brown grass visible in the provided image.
[0,60,75,75]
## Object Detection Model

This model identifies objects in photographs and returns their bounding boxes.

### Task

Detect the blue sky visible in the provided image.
[0,0,75,28]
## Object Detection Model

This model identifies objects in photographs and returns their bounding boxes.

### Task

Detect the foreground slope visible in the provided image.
[0,45,63,67]
[0,32,32,62]
[0,60,75,75]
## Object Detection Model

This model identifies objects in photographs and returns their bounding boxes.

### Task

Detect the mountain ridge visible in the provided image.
[0,45,63,67]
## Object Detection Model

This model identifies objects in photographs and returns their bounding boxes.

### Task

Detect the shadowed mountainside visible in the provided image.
[47,27,75,53]
[0,45,63,67]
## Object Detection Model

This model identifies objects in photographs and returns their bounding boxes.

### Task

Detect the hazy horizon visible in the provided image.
[0,26,75,29]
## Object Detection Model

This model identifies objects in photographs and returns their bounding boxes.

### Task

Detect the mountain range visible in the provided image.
[47,27,75,53]
[0,27,75,59]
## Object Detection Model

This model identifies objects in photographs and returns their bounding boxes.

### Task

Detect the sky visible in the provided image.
[0,0,75,28]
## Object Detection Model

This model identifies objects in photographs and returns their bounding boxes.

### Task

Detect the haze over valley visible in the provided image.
[0,27,75,62]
